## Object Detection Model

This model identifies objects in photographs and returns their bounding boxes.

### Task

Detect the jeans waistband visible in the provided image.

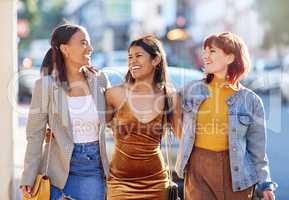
[73,141,99,153]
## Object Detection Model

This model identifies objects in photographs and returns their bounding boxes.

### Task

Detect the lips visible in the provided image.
[84,54,91,59]
[204,60,212,65]
[203,62,211,72]
[130,65,142,73]
[84,54,91,63]
[131,66,141,70]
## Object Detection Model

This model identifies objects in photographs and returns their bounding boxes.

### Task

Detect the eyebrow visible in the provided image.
[129,51,144,55]
[206,46,217,50]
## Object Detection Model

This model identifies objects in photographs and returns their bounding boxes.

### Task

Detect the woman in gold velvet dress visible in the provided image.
[105,35,181,200]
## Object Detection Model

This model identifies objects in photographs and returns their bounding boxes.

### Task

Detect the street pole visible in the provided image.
[0,0,17,199]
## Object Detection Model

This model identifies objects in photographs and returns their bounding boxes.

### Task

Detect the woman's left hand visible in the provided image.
[263,190,275,200]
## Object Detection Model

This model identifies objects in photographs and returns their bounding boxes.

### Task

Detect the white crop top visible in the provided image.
[67,95,99,143]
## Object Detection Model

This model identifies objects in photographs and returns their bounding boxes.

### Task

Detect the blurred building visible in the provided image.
[190,0,264,51]
[63,0,183,67]
[63,0,106,50]
[163,0,266,68]
[64,0,131,51]
[129,0,176,39]
[62,0,265,68]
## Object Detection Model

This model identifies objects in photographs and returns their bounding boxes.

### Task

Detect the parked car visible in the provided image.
[106,51,128,67]
[280,63,289,103]
[18,58,42,103]
[18,68,39,103]
[91,50,128,69]
[242,60,281,92]
[91,51,106,68]
[242,59,289,103]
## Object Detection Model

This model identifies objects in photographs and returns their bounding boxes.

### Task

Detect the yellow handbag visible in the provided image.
[22,131,52,200]
[22,175,50,200]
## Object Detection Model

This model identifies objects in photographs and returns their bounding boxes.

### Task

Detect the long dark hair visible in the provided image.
[40,24,84,83]
[126,35,173,126]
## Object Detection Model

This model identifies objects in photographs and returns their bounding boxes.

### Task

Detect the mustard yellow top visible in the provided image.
[194,76,236,151]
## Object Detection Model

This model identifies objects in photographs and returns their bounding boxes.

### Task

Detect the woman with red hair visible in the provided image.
[176,32,277,200]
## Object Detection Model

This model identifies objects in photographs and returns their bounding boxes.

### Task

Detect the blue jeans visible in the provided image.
[50,141,106,200]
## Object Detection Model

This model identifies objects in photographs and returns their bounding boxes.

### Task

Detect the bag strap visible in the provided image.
[164,115,174,183]
[45,128,53,176]
[161,86,173,183]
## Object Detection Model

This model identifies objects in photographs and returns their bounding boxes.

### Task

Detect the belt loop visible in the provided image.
[81,143,85,153]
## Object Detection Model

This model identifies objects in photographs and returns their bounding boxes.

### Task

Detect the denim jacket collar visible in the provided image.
[198,79,246,106]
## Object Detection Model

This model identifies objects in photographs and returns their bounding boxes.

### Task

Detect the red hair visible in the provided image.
[203,32,250,84]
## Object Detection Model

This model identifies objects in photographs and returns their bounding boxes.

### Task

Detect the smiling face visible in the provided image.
[61,29,93,68]
[202,43,234,79]
[128,45,157,80]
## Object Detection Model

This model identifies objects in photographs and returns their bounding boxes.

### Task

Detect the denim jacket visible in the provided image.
[175,79,276,192]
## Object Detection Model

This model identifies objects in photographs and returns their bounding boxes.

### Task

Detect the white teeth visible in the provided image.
[132,66,141,70]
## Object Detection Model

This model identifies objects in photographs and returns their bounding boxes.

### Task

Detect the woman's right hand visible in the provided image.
[21,185,32,197]
[45,128,54,143]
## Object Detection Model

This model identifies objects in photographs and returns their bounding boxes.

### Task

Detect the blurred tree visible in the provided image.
[255,0,289,49]
[18,0,66,49]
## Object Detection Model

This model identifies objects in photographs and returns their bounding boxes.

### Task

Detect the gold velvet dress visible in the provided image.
[107,102,169,200]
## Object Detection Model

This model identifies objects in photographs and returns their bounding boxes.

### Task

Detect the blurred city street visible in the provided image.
[0,0,288,199]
